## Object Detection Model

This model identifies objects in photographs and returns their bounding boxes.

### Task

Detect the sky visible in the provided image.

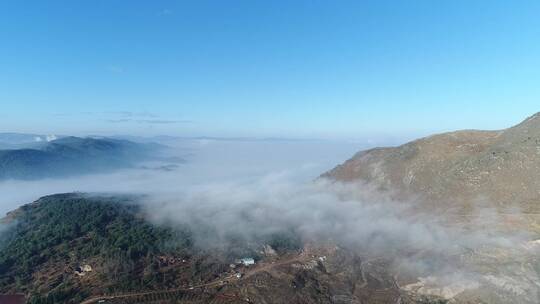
[1,0,540,139]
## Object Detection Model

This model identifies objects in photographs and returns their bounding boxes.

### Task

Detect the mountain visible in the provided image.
[0,194,413,304]
[5,114,540,303]
[0,133,59,150]
[0,137,164,180]
[0,133,55,145]
[0,194,193,303]
[323,112,540,213]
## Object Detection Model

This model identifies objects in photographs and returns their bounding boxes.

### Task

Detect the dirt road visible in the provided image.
[80,253,313,304]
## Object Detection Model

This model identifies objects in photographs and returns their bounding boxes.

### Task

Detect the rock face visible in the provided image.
[323,113,540,212]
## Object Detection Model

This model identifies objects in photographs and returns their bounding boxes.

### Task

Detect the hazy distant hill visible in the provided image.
[0,133,60,150]
[323,112,540,212]
[0,133,52,144]
[0,137,163,180]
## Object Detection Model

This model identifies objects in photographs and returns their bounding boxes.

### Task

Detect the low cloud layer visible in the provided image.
[0,138,530,255]
[142,175,525,255]
[0,138,537,301]
[0,139,362,215]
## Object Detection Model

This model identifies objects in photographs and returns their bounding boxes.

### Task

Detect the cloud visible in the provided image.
[104,118,191,124]
[0,139,536,301]
[105,111,159,118]
[0,139,528,256]
[101,111,186,124]
[136,119,191,124]
[157,9,173,16]
[57,111,189,125]
[33,135,57,142]
[104,119,132,123]
[140,176,524,256]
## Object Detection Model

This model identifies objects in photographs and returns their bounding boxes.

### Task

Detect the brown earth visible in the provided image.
[323,112,540,214]
[81,246,437,304]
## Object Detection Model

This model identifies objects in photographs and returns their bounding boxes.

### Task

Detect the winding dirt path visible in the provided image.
[80,253,312,304]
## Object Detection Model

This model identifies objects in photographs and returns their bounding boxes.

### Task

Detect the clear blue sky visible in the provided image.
[1,0,540,139]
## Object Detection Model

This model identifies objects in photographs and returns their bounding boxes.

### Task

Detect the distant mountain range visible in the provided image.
[0,136,164,180]
[0,132,57,144]
[0,133,61,150]
[323,112,540,212]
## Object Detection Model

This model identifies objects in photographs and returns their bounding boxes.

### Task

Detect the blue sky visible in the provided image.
[1,1,540,139]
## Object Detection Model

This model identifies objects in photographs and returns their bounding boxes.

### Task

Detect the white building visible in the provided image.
[240,258,255,266]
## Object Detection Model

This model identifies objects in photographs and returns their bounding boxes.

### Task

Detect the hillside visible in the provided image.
[0,194,199,303]
[0,137,163,180]
[0,194,443,304]
[323,112,540,212]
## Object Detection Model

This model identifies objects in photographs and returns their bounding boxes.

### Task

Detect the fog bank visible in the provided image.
[0,137,537,301]
[0,138,364,215]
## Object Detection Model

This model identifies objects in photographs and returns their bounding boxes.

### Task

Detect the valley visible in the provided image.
[4,2,539,303]
[3,114,540,303]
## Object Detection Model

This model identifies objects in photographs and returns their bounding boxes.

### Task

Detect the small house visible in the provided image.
[240,258,255,266]
[81,264,92,272]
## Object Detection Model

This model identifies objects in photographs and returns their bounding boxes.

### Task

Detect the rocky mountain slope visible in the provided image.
[323,112,540,213]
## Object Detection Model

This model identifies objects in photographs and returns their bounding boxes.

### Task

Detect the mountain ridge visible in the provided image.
[322,112,540,212]
[0,137,164,180]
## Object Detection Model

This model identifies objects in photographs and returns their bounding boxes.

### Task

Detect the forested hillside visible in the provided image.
[0,193,303,304]
[0,194,193,303]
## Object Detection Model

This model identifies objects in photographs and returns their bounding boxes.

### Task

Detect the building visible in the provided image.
[240,258,255,266]
[74,264,93,276]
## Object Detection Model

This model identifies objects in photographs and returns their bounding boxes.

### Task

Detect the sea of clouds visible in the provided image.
[0,137,537,302]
